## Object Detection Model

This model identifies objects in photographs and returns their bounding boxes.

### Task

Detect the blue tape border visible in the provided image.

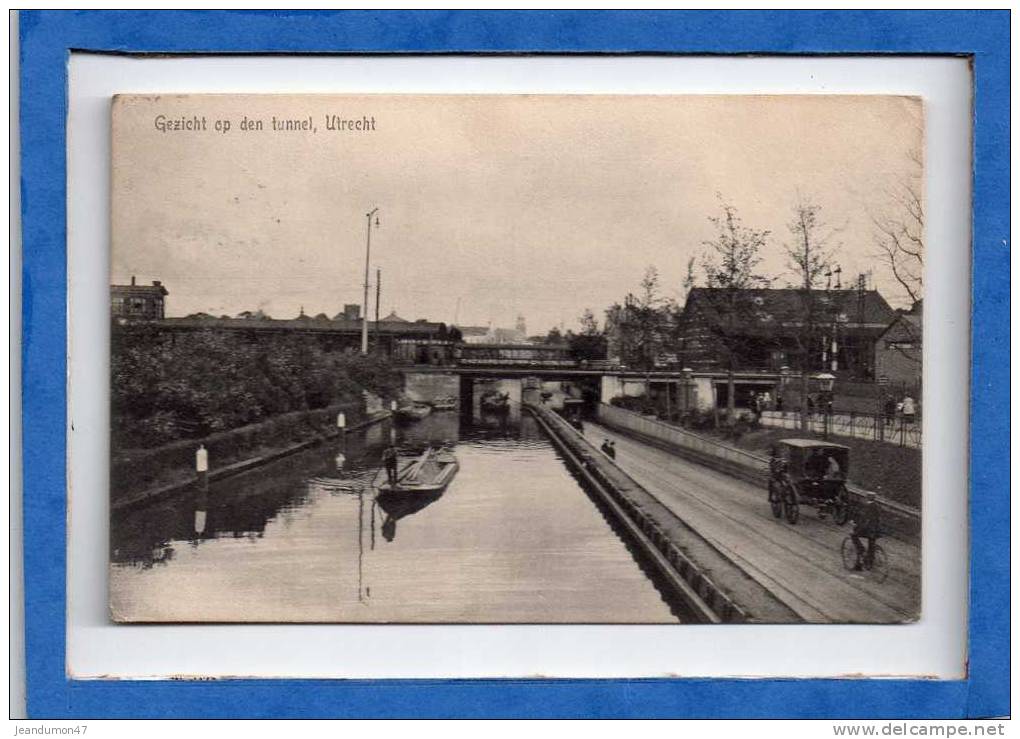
[20,10,1009,719]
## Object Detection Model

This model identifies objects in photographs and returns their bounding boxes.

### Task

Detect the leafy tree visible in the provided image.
[569,308,607,361]
[544,326,565,344]
[605,266,675,370]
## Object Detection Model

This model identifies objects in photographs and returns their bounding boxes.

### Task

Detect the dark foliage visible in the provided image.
[111,326,402,449]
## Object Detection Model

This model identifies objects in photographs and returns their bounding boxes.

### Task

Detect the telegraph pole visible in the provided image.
[375,267,381,350]
[361,207,379,354]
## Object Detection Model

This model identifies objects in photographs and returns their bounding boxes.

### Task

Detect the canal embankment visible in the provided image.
[112,402,391,512]
[524,402,802,624]
[595,403,921,543]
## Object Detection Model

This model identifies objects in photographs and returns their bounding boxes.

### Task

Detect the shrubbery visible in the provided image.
[608,394,657,415]
[111,326,402,449]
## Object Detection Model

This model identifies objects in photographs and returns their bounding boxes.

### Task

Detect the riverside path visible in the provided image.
[582,422,922,623]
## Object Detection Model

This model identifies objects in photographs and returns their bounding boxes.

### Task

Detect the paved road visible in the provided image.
[584,423,921,623]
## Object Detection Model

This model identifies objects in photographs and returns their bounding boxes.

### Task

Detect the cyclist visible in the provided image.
[850,491,882,571]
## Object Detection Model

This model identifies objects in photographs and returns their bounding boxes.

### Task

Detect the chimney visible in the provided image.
[131,275,136,286]
[152,280,162,287]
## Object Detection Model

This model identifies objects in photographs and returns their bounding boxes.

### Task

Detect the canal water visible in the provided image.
[110,410,682,623]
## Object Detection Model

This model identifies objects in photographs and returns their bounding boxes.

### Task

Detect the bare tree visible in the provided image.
[681,256,697,302]
[872,148,924,367]
[784,198,837,430]
[786,199,836,290]
[872,148,924,306]
[699,198,772,417]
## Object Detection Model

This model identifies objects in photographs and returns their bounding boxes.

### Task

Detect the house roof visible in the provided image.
[154,316,446,335]
[684,287,896,336]
[457,326,490,336]
[877,311,922,340]
[381,310,409,322]
[112,282,168,297]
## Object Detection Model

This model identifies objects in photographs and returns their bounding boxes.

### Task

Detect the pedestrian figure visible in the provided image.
[775,393,784,413]
[608,440,617,459]
[824,454,843,480]
[851,491,883,571]
[382,444,399,486]
[902,395,916,424]
[883,397,896,426]
[601,438,616,460]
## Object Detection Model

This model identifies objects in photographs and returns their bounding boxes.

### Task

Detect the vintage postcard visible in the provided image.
[109,94,923,624]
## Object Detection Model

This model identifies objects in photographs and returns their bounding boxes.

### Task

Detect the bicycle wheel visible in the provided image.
[768,481,783,519]
[870,544,889,583]
[833,488,850,525]
[840,537,858,571]
[783,484,799,524]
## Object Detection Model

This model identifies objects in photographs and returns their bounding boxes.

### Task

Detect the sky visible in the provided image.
[112,94,923,334]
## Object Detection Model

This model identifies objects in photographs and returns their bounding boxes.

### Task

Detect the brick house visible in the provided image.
[874,302,922,387]
[677,287,897,380]
[111,276,168,320]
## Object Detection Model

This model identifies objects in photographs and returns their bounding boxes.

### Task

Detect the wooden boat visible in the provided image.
[377,447,459,494]
[395,402,432,422]
[480,391,510,413]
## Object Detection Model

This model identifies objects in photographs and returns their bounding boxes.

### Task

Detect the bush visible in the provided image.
[609,394,656,415]
[685,408,717,430]
[111,326,402,450]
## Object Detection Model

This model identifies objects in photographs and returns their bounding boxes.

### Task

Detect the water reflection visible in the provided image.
[110,411,681,623]
[377,489,443,542]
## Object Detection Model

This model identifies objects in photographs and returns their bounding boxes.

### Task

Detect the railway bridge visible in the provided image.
[401,350,783,417]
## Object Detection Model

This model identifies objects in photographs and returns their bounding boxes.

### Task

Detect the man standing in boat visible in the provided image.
[383,444,399,486]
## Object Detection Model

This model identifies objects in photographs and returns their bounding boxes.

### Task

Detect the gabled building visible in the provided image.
[875,301,922,387]
[677,287,896,380]
[111,276,168,320]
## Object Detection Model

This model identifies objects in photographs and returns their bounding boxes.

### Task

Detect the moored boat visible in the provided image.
[377,446,459,494]
[395,402,432,422]
[480,391,510,413]
[430,396,459,410]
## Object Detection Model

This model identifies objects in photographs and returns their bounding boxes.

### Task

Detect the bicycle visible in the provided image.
[841,535,889,583]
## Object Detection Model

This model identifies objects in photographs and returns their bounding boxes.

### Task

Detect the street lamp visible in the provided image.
[361,207,380,355]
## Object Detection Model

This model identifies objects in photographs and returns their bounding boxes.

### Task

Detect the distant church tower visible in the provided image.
[515,314,527,337]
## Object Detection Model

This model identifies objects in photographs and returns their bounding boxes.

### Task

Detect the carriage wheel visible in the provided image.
[783,483,800,524]
[833,488,851,526]
[840,536,858,571]
[870,545,889,583]
[768,481,783,519]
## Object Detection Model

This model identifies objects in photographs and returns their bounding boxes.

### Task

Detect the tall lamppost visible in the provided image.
[361,207,380,354]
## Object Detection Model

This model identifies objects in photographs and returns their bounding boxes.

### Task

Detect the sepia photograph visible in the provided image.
[109,93,924,624]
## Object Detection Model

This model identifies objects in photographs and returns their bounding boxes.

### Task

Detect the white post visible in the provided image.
[196,444,209,492]
[337,411,347,449]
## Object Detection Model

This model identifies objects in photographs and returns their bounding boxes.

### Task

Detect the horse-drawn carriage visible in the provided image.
[767,439,850,525]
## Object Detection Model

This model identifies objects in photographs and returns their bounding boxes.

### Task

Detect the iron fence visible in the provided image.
[758,410,921,449]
